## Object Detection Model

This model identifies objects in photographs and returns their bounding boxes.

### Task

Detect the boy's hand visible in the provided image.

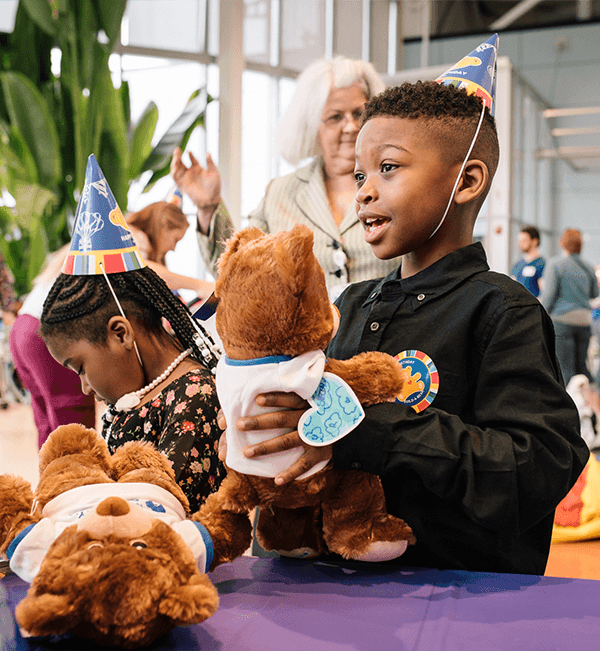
[240,392,333,485]
[217,410,227,462]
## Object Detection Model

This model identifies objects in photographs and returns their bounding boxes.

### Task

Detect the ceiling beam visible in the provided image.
[490,0,545,30]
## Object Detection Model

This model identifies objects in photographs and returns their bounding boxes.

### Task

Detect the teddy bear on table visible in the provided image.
[208,224,415,562]
[0,423,251,649]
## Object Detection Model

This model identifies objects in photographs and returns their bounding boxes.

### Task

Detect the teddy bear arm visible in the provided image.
[15,592,77,638]
[158,573,219,625]
[193,489,254,570]
[325,352,407,406]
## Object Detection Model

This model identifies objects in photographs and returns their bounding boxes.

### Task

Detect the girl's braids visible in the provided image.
[40,266,219,371]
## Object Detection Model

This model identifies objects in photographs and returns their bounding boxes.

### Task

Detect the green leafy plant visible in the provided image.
[0,0,212,296]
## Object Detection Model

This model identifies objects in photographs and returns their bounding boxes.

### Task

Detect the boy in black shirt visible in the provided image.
[235,49,588,575]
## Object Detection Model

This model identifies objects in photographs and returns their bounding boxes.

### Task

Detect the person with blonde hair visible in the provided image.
[126,201,214,299]
[171,56,398,299]
[540,228,599,384]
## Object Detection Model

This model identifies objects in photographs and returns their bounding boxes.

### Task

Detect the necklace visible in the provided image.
[112,348,192,412]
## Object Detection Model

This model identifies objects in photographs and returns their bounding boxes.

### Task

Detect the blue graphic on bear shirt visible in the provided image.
[299,373,365,446]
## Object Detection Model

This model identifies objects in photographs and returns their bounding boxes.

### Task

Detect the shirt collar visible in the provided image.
[364,242,490,307]
[224,354,294,366]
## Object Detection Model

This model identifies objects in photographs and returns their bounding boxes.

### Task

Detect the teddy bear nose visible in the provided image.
[95,496,131,517]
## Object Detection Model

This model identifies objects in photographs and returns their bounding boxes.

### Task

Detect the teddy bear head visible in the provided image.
[215,224,335,359]
[15,496,219,649]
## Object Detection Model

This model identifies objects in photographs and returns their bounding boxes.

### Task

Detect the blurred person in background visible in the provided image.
[510,225,545,297]
[9,245,96,447]
[126,201,214,300]
[540,228,598,385]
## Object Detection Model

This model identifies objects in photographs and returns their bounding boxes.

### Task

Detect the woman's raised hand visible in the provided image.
[170,148,221,229]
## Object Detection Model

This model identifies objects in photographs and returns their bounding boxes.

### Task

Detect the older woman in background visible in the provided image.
[540,228,599,385]
[170,56,398,300]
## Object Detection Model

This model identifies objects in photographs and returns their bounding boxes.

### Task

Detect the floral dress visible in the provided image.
[102,367,224,513]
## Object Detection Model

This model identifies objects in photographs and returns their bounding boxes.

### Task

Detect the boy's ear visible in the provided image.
[454,159,489,205]
[106,315,136,349]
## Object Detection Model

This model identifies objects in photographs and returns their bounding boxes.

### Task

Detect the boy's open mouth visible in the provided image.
[361,216,390,233]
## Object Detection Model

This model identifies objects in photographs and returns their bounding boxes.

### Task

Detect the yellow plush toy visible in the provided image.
[0,423,251,649]
[205,224,415,561]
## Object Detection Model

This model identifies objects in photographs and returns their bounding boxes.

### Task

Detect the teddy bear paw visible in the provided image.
[347,540,409,563]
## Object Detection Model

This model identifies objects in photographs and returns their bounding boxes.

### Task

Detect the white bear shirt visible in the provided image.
[217,350,329,479]
[7,483,213,583]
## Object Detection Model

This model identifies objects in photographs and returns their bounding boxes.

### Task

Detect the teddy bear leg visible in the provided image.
[38,424,111,476]
[322,470,415,562]
[255,505,326,559]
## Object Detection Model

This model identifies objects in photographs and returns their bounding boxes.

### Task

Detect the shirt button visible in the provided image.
[417,293,425,301]
[351,461,362,470]
[370,322,380,331]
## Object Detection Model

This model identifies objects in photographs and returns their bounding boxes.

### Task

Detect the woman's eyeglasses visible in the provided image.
[321,109,363,128]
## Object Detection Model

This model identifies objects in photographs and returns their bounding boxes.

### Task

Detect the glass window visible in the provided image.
[334,0,363,61]
[277,75,297,177]
[241,70,274,219]
[124,0,207,53]
[0,1,18,32]
[281,0,326,71]
[244,0,271,65]
[121,55,206,200]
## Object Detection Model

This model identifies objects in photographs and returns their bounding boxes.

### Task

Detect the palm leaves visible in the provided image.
[0,0,212,295]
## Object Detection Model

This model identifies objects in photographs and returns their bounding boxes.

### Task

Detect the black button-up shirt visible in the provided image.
[328,242,588,574]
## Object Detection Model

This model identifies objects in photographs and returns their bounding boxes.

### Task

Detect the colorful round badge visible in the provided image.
[394,350,439,413]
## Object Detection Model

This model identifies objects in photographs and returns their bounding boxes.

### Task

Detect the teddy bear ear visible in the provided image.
[15,592,79,637]
[217,226,264,279]
[158,574,219,626]
[275,224,317,294]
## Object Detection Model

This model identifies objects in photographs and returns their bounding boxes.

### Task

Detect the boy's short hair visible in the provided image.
[521,226,541,243]
[361,81,499,186]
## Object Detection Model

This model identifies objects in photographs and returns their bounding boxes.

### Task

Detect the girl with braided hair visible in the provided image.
[41,264,224,513]
[38,155,224,512]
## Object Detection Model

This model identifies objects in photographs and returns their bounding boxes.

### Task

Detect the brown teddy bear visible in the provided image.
[209,224,415,562]
[0,423,251,649]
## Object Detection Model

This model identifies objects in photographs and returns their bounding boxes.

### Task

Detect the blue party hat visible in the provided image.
[166,185,183,209]
[63,155,146,275]
[435,34,499,116]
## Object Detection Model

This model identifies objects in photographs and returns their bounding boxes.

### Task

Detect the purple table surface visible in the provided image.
[2,555,600,650]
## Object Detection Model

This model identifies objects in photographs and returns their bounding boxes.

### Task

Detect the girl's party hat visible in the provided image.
[166,185,184,208]
[62,154,146,275]
[435,33,499,116]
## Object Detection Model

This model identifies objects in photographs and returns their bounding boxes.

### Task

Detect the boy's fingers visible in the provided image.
[255,392,308,409]
[238,409,305,431]
[244,431,301,458]
[217,431,227,462]
[274,446,333,485]
[216,409,227,431]
[274,462,307,485]
[189,151,200,166]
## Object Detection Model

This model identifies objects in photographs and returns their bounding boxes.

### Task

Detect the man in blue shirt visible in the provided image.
[510,226,545,297]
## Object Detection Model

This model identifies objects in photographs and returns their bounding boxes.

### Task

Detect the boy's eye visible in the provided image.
[381,163,397,173]
[354,171,365,184]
